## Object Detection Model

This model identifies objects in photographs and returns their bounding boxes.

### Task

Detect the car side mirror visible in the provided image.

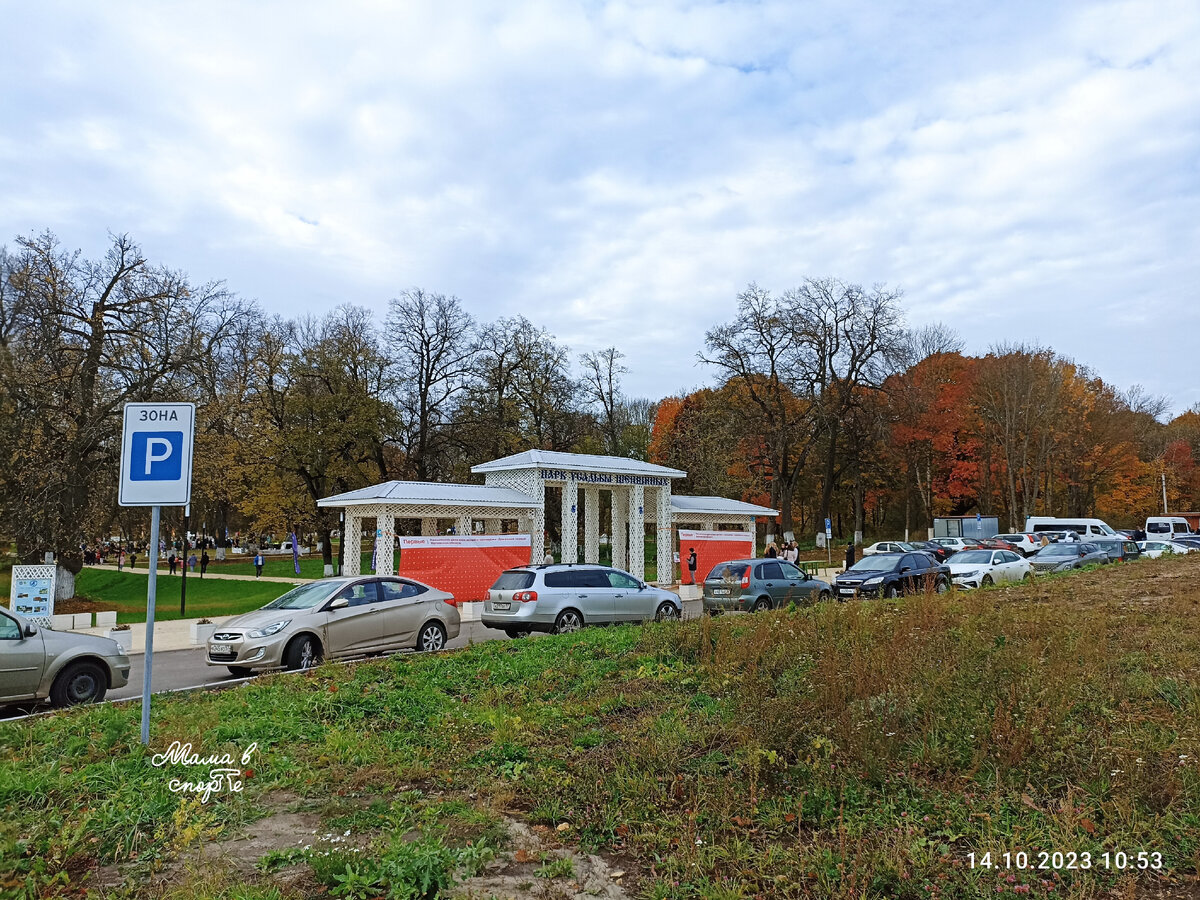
[899,566,911,573]
[329,597,349,610]
[23,624,37,637]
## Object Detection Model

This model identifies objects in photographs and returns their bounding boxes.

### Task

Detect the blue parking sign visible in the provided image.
[130,432,184,481]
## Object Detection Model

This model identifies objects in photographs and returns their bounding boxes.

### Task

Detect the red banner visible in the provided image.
[678,529,754,584]
[398,535,532,604]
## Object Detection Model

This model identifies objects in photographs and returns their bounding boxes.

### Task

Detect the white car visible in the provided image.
[862,541,912,556]
[931,537,977,553]
[945,549,1032,589]
[992,533,1042,555]
[1137,540,1194,559]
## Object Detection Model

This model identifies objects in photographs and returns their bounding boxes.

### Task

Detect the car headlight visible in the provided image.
[111,640,128,657]
[956,570,979,578]
[247,620,291,638]
[863,576,885,585]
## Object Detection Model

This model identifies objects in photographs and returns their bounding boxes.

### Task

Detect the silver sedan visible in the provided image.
[206,576,460,675]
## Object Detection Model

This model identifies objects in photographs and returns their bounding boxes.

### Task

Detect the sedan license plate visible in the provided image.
[838,588,855,595]
[210,643,231,655]
[711,588,730,596]
[492,602,511,611]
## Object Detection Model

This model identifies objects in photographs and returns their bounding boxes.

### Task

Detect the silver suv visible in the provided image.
[481,565,682,637]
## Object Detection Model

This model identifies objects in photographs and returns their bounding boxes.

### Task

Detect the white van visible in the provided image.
[1145,516,1194,538]
[1024,517,1118,540]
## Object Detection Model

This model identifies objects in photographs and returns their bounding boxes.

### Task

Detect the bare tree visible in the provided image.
[580,347,627,455]
[974,343,1069,530]
[787,279,907,533]
[906,322,963,364]
[700,284,812,532]
[385,289,475,480]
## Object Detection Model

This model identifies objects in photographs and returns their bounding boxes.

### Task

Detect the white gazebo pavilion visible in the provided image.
[318,450,778,583]
[315,481,542,577]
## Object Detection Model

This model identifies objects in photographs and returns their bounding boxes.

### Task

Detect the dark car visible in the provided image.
[1028,542,1109,574]
[908,540,951,562]
[833,552,951,599]
[703,558,831,613]
[1090,539,1142,563]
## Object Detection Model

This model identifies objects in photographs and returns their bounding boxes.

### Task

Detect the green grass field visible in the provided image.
[74,568,294,624]
[2,554,1198,898]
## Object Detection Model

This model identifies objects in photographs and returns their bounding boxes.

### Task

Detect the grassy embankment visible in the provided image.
[3,555,1200,898]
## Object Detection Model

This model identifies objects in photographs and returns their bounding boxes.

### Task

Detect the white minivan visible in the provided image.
[1145,517,1194,538]
[1024,517,1118,540]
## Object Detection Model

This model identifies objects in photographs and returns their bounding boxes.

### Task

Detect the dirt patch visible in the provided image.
[91,792,339,893]
[452,818,633,900]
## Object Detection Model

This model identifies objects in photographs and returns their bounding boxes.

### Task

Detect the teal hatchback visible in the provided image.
[702,558,831,613]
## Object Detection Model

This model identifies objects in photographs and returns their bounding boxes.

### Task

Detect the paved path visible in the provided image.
[85,564,314,584]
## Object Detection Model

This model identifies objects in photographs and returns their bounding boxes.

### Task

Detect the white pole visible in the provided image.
[1163,472,1169,515]
[141,505,161,745]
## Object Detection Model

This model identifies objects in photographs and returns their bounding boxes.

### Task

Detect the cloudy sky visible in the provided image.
[3,1,1198,411]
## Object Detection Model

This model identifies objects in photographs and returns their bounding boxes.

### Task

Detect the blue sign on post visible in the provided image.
[118,403,196,747]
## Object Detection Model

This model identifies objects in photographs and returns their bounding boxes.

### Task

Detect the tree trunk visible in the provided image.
[853,480,864,545]
[55,566,76,602]
[320,527,333,570]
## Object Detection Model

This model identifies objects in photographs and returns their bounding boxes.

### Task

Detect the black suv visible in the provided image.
[834,552,951,599]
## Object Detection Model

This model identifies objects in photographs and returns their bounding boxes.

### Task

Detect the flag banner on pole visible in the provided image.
[678,530,754,584]
[291,531,300,575]
[399,534,532,604]
[371,541,377,572]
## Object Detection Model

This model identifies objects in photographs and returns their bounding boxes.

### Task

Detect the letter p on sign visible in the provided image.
[131,433,183,480]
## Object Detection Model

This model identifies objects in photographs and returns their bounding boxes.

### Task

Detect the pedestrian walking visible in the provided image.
[129,552,137,569]
[187,553,197,572]
[844,541,856,571]
[168,553,177,575]
[765,542,778,559]
[200,550,210,577]
[687,547,698,585]
[254,551,264,577]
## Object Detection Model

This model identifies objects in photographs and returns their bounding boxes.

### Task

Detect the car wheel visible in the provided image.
[284,634,323,670]
[49,660,107,706]
[417,621,447,652]
[503,628,532,639]
[981,575,994,587]
[655,601,680,621]
[818,590,831,602]
[885,585,900,599]
[935,578,950,594]
[554,609,584,634]
[752,597,772,612]
[227,666,255,678]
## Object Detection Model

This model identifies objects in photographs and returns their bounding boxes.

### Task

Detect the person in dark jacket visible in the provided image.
[844,541,856,571]
[687,547,698,584]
